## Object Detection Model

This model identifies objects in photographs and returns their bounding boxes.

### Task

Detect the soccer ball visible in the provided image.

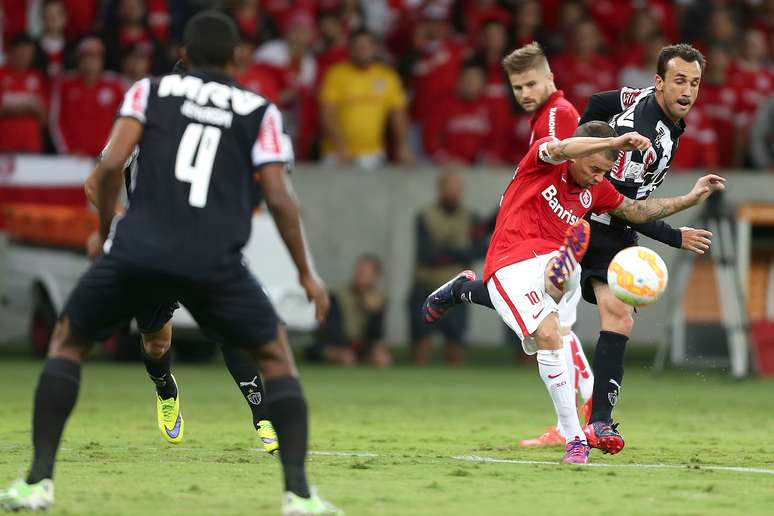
[607,246,669,306]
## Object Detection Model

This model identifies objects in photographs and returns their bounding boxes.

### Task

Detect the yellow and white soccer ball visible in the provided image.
[607,246,669,306]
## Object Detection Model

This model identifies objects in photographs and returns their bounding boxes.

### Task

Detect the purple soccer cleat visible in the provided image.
[422,270,477,323]
[562,437,591,464]
[549,219,591,291]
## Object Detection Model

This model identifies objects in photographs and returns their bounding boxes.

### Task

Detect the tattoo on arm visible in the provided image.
[610,196,690,224]
[551,141,571,161]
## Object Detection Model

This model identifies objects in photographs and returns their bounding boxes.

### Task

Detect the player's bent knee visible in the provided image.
[142,338,170,359]
[48,318,92,361]
[533,315,562,350]
[599,298,634,335]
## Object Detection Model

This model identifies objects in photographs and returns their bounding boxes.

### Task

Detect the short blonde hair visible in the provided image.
[501,41,549,75]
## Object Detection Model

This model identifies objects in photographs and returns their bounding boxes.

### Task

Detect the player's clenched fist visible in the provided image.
[612,132,651,152]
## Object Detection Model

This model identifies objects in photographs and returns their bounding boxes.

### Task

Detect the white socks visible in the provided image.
[537,348,585,443]
[555,332,594,436]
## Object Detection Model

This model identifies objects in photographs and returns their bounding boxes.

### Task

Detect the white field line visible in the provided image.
[452,455,774,475]
[309,451,379,458]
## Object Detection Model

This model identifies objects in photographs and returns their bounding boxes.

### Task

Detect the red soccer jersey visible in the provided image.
[483,137,624,280]
[551,53,616,114]
[235,64,282,104]
[423,94,497,164]
[409,38,467,122]
[0,67,48,153]
[727,62,774,126]
[670,104,718,170]
[52,73,125,157]
[699,82,737,167]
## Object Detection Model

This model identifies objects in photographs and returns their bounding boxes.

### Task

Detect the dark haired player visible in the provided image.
[578,44,711,455]
[0,11,341,515]
[429,118,724,465]
[82,58,279,454]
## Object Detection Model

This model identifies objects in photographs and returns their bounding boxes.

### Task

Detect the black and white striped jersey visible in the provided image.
[581,86,685,201]
[103,69,293,278]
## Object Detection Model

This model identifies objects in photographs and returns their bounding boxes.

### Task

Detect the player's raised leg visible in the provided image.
[220,345,278,454]
[0,318,88,511]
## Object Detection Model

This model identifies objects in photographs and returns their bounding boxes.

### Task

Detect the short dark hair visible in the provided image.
[349,28,376,45]
[573,121,619,161]
[184,10,239,68]
[357,253,383,274]
[10,33,35,48]
[656,43,705,78]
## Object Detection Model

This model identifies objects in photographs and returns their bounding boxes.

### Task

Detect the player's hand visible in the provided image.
[300,272,330,322]
[612,132,651,152]
[86,231,103,261]
[680,227,712,255]
[689,174,726,204]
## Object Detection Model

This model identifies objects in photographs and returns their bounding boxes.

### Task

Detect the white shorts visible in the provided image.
[487,253,561,355]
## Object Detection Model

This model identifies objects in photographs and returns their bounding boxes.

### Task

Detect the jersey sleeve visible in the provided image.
[118,78,151,124]
[252,103,293,168]
[516,136,563,177]
[533,106,579,141]
[579,89,622,124]
[591,179,625,213]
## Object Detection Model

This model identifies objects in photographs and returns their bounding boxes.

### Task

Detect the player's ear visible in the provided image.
[654,73,663,92]
[546,71,554,83]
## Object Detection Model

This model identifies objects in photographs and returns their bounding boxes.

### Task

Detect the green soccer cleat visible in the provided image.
[156,374,184,444]
[282,488,343,515]
[257,420,279,454]
[0,479,54,511]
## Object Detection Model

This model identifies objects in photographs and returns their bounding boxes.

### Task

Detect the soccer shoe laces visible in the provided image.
[565,438,588,457]
[159,398,176,422]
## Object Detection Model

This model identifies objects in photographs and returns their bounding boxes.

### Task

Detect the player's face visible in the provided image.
[508,68,554,113]
[569,154,615,188]
[656,57,702,122]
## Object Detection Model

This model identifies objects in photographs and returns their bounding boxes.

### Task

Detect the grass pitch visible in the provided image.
[0,355,772,515]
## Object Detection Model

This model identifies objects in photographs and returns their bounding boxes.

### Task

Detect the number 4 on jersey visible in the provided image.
[175,123,222,208]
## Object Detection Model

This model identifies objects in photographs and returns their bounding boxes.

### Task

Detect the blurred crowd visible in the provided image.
[2,0,774,169]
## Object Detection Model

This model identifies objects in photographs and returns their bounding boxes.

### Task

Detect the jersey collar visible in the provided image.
[187,68,236,86]
[648,93,686,136]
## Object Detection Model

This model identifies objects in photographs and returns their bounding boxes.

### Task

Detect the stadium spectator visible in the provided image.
[33,0,72,79]
[102,0,166,74]
[750,95,774,170]
[551,18,615,113]
[319,29,412,168]
[619,34,668,89]
[61,0,99,42]
[670,105,719,170]
[0,33,48,153]
[615,8,661,70]
[50,37,124,157]
[698,45,738,168]
[315,9,349,82]
[461,0,512,44]
[232,0,276,44]
[120,42,151,84]
[408,169,485,365]
[475,19,512,147]
[509,0,543,50]
[234,41,281,103]
[305,254,391,367]
[423,59,499,165]
[404,4,467,158]
[254,8,318,159]
[729,29,774,167]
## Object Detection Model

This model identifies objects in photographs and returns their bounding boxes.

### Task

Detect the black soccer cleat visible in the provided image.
[422,270,477,324]
[583,421,625,455]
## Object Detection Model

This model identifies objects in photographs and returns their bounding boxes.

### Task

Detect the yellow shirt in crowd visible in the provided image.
[320,61,407,157]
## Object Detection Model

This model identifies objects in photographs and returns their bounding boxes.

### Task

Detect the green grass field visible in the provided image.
[1,356,773,515]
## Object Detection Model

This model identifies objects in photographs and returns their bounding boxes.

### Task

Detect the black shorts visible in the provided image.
[408,283,468,343]
[135,301,179,334]
[580,220,638,304]
[63,254,279,348]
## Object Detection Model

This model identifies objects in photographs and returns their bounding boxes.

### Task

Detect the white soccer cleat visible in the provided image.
[0,478,54,511]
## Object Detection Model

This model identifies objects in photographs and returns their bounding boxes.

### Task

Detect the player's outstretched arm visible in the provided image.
[94,118,143,240]
[544,132,651,162]
[260,164,330,321]
[610,174,726,224]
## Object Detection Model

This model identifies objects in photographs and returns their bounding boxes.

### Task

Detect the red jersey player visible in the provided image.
[426,120,725,464]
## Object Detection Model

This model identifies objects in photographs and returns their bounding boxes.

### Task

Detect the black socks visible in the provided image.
[142,348,177,400]
[221,346,270,428]
[266,377,309,498]
[455,279,494,309]
[589,331,629,424]
[27,358,81,483]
